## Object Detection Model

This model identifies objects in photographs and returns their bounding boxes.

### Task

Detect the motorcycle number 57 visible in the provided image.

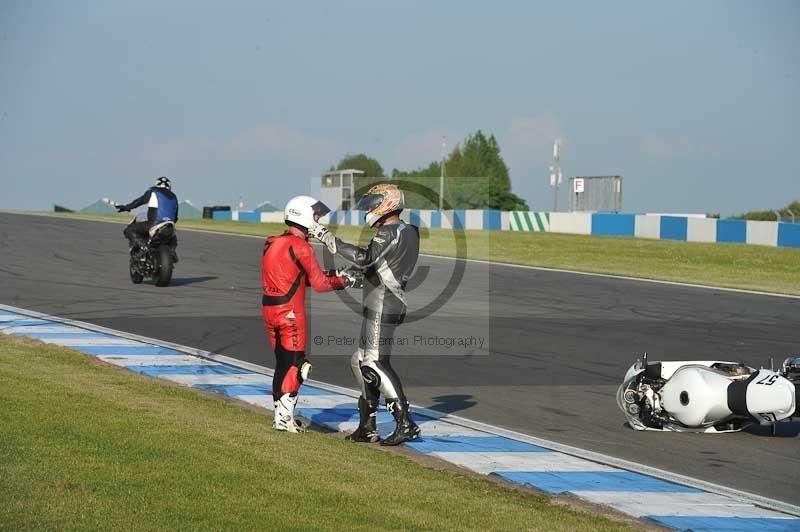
[756,374,780,386]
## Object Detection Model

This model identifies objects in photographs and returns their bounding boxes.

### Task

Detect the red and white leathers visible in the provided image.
[261,226,345,431]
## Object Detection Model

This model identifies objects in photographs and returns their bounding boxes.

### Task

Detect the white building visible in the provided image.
[318,169,364,211]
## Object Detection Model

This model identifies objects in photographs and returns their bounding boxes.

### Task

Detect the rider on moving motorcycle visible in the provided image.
[116,176,179,260]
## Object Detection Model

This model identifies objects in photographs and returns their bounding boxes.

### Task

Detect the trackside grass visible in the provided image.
[23,211,800,295]
[0,335,633,531]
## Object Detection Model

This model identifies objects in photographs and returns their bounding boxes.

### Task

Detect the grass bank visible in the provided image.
[20,211,800,295]
[0,335,633,531]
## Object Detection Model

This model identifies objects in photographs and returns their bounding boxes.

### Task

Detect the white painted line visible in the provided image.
[1,325,88,334]
[0,315,28,322]
[162,374,270,386]
[235,395,273,410]
[432,451,618,474]
[413,419,488,437]
[41,337,146,346]
[98,355,219,366]
[328,419,487,437]
[576,491,796,519]
[2,303,798,518]
[297,395,356,409]
[13,211,798,299]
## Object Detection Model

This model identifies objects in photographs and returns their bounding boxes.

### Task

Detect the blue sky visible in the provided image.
[1,1,798,215]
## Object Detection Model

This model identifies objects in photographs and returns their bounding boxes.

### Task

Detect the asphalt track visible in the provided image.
[2,212,798,505]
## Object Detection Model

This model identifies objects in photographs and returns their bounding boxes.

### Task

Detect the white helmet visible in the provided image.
[284,195,330,230]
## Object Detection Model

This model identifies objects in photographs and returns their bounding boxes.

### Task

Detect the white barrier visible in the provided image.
[550,212,591,235]
[634,214,660,239]
[686,217,717,243]
[746,220,779,247]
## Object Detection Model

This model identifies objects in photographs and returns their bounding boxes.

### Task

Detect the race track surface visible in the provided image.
[2,212,798,505]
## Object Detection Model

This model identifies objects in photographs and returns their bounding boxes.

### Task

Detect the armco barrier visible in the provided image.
[215,209,799,249]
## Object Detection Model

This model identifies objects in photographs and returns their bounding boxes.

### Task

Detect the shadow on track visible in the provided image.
[427,394,478,415]
[145,276,219,287]
[744,420,800,438]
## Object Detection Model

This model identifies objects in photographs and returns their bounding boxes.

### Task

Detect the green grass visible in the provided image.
[0,335,633,531]
[20,211,800,295]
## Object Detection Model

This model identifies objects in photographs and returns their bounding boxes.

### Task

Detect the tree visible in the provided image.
[336,154,384,178]
[392,131,528,210]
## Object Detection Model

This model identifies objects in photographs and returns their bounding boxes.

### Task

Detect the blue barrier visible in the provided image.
[409,209,421,227]
[592,213,635,237]
[483,210,501,230]
[660,216,688,241]
[453,210,465,230]
[329,211,338,225]
[778,223,800,248]
[238,211,260,222]
[716,219,746,243]
[430,210,442,229]
[212,210,232,221]
[343,210,351,225]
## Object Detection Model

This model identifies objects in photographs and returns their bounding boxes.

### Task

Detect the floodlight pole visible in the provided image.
[550,140,562,212]
[439,136,446,211]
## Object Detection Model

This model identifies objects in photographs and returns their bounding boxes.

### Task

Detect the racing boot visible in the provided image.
[273,393,304,433]
[380,399,420,446]
[345,396,380,443]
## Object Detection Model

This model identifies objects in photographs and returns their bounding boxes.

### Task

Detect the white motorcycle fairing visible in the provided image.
[617,358,797,433]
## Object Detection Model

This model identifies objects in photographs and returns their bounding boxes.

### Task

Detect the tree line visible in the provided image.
[330,131,528,211]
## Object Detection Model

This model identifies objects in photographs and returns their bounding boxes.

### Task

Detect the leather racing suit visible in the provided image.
[335,220,420,412]
[262,230,345,401]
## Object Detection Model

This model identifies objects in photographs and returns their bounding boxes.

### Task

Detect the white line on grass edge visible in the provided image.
[2,301,799,518]
[6,210,799,300]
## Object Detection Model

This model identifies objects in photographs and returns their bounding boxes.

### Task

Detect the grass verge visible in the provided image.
[0,334,633,531]
[20,211,800,295]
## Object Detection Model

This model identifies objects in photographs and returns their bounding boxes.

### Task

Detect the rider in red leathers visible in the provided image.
[262,195,356,432]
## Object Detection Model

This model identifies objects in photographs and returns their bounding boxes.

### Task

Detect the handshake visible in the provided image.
[326,266,364,289]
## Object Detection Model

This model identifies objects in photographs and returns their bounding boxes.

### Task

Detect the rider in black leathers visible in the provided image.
[311,183,421,446]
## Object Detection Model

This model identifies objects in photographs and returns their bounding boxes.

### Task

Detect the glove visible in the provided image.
[115,204,129,213]
[337,267,364,289]
[308,222,337,254]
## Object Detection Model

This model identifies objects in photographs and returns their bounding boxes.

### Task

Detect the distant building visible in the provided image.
[254,200,278,213]
[80,198,119,215]
[179,200,202,219]
[319,169,364,211]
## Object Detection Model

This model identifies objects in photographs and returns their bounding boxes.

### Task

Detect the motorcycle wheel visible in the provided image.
[155,245,173,287]
[129,257,144,284]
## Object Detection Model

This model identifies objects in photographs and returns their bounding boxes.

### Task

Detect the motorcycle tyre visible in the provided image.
[129,257,144,284]
[155,244,173,287]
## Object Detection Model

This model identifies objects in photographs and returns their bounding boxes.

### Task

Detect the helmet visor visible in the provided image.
[356,193,384,213]
[310,200,330,217]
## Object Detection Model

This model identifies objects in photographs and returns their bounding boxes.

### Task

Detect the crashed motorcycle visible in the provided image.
[126,218,177,287]
[618,354,799,433]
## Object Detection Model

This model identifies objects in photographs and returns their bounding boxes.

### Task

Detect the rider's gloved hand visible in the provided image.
[115,204,129,212]
[308,222,337,254]
[337,267,364,289]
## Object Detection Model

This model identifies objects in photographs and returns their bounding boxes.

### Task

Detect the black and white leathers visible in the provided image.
[336,220,419,401]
